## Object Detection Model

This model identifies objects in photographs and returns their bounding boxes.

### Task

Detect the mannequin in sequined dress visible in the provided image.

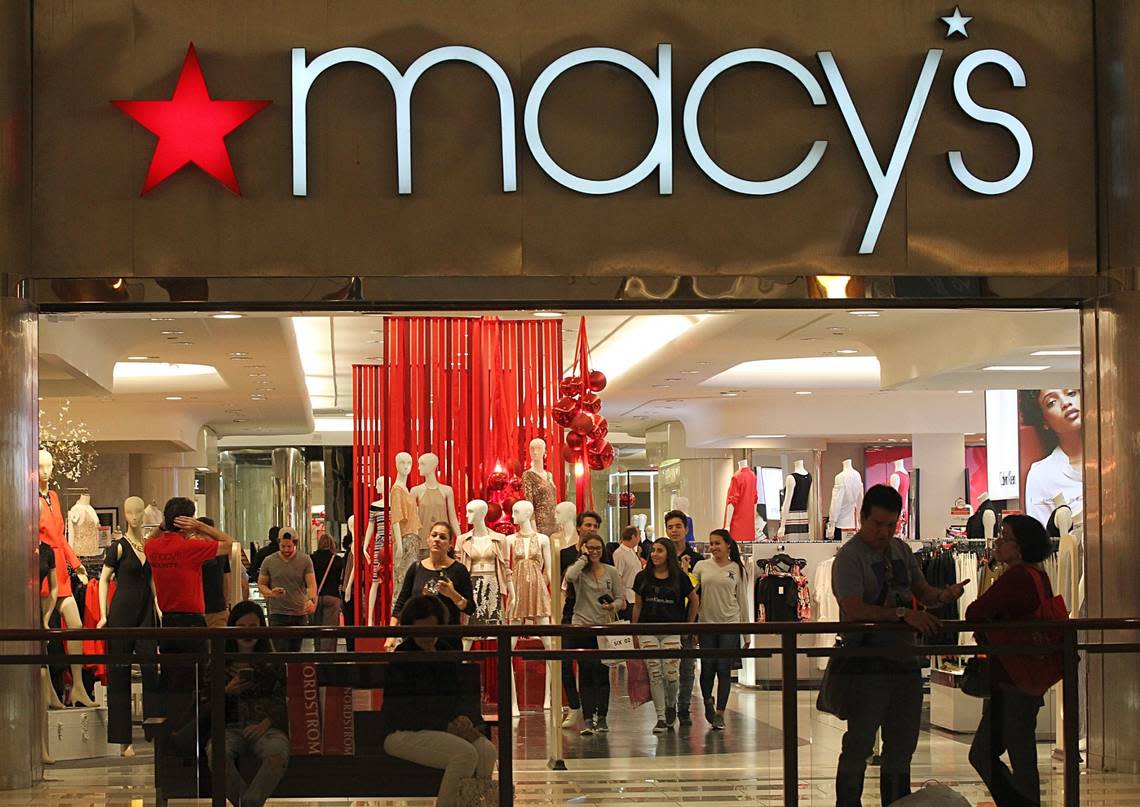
[522,437,558,537]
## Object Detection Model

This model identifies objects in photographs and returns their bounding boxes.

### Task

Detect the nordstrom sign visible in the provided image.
[290,44,1033,254]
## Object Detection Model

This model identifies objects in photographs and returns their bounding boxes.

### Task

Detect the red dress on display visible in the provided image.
[725,467,758,542]
[40,490,81,598]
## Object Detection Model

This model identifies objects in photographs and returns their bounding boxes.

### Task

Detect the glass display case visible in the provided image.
[605,469,658,544]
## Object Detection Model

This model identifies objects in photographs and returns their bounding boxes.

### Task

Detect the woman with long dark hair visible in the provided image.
[693,529,749,730]
[966,515,1056,806]
[389,521,475,649]
[210,600,289,807]
[563,532,625,735]
[633,537,699,733]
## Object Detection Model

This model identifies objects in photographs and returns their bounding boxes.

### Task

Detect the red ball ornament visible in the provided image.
[502,497,520,517]
[486,471,508,492]
[569,412,595,435]
[565,431,585,450]
[587,438,614,470]
[485,502,503,523]
[559,377,581,398]
[491,521,517,536]
[580,391,602,414]
[588,370,608,392]
[562,439,578,457]
[553,396,580,427]
[619,491,636,507]
[506,458,524,478]
[507,479,524,497]
[590,417,609,440]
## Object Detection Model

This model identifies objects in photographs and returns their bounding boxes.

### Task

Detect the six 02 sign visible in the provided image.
[291,44,1033,254]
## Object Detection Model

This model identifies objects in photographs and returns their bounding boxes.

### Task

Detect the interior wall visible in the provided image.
[911,433,966,542]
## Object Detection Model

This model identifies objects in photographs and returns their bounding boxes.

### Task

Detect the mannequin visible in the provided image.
[68,493,102,557]
[97,496,160,756]
[890,460,911,539]
[550,501,580,554]
[38,450,96,707]
[777,460,812,539]
[828,459,864,540]
[982,508,997,545]
[389,452,424,609]
[457,500,515,627]
[364,476,387,627]
[411,452,462,539]
[508,500,553,714]
[522,438,558,536]
[724,460,758,543]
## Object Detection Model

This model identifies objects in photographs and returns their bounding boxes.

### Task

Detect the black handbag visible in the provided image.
[817,637,866,720]
[961,656,992,698]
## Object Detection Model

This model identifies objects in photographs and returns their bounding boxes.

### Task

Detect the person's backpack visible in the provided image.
[988,566,1069,695]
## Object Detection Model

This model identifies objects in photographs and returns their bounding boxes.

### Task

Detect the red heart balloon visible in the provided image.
[580,391,602,414]
[588,370,608,392]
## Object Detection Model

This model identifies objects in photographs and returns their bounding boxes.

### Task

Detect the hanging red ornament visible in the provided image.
[502,496,520,517]
[588,370,608,392]
[560,377,581,398]
[569,412,596,435]
[590,417,609,440]
[580,391,602,414]
[565,431,585,450]
[507,478,524,497]
[553,395,580,427]
[619,491,636,507]
[486,471,508,492]
[587,438,614,470]
[485,502,503,523]
[491,521,517,536]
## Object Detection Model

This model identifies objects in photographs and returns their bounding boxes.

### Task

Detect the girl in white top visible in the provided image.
[692,529,750,730]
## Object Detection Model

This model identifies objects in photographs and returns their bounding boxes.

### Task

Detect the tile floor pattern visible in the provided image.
[11,687,1140,806]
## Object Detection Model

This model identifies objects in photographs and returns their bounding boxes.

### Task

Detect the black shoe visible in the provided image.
[703,698,716,723]
[711,713,726,731]
[665,706,676,728]
[652,719,667,734]
[580,719,596,736]
[678,709,692,727]
[595,716,609,733]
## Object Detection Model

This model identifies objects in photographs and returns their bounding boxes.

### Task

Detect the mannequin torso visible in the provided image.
[68,493,102,556]
[725,460,758,542]
[458,501,513,624]
[509,502,552,622]
[778,460,812,538]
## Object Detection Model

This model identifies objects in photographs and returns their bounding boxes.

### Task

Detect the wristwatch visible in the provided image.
[895,607,908,622]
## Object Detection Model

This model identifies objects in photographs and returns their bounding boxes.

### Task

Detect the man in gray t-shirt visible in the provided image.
[829,484,967,807]
[258,529,316,651]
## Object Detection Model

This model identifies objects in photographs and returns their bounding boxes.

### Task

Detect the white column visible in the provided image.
[911,433,966,541]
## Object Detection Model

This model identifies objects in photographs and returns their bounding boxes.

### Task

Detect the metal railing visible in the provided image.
[4,616,1139,807]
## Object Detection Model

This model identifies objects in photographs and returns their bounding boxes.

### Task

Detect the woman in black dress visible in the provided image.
[388,521,475,648]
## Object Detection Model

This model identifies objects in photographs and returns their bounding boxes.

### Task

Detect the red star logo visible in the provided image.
[113,44,270,195]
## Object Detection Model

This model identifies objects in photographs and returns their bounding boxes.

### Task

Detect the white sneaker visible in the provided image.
[561,708,582,728]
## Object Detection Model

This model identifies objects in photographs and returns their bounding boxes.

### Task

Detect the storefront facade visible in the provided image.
[1,0,1138,788]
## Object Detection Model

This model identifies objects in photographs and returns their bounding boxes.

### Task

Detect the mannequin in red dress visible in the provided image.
[39,449,97,706]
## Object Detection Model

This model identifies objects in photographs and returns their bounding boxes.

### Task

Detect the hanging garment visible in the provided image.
[459,534,511,624]
[783,472,812,535]
[40,490,81,599]
[828,468,864,531]
[370,501,386,584]
[522,469,558,536]
[389,485,424,604]
[725,466,759,542]
[68,500,102,557]
[965,500,998,540]
[416,485,449,530]
[511,534,551,621]
[756,570,801,622]
[893,469,911,539]
[813,557,838,669]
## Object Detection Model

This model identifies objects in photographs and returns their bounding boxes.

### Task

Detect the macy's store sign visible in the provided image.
[116,40,1033,255]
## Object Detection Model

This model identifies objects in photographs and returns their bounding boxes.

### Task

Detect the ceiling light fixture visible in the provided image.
[532,310,564,319]
[114,362,218,379]
[848,310,881,318]
[681,370,701,375]
[591,314,707,385]
[957,389,974,394]
[150,317,175,322]
[212,312,242,320]
[228,352,250,359]
[248,372,268,377]
[164,395,183,401]
[746,434,786,439]
[837,348,859,355]
[983,365,1051,372]
[160,330,184,336]
[127,355,153,361]
[1030,349,1080,357]
[719,391,739,397]
[795,390,813,396]
[173,341,194,346]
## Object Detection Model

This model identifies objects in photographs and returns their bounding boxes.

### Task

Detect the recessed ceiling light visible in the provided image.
[232,418,248,423]
[707,309,736,314]
[160,330,184,336]
[250,394,267,401]
[165,395,183,401]
[150,317,175,322]
[127,355,153,361]
[1030,349,1080,357]
[719,391,739,397]
[173,341,194,346]
[533,310,564,319]
[837,348,859,355]
[212,313,242,320]
[651,383,670,388]
[114,362,217,379]
[196,467,210,472]
[983,365,1051,372]
[848,310,881,318]
[795,390,813,396]
[228,352,250,359]
[746,434,786,439]
[681,370,701,375]
[957,389,974,394]
[664,377,681,382]
[248,372,268,378]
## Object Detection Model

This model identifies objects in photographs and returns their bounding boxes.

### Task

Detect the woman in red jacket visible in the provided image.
[966,515,1056,807]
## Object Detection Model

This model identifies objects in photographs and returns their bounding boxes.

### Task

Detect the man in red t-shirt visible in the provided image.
[144,497,235,722]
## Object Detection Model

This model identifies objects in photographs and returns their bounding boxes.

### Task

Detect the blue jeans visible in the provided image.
[835,666,923,807]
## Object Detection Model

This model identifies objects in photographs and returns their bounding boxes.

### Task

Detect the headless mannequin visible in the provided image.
[777,460,809,539]
[97,496,160,756]
[982,509,997,546]
[411,453,462,538]
[364,476,387,627]
[828,458,864,537]
[724,459,749,534]
[890,460,910,538]
[38,450,96,707]
[68,493,101,556]
[508,500,553,713]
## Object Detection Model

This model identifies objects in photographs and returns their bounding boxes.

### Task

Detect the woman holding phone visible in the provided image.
[633,538,699,733]
[390,521,475,649]
[563,532,625,735]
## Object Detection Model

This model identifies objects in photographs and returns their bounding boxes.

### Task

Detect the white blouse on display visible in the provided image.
[68,500,102,557]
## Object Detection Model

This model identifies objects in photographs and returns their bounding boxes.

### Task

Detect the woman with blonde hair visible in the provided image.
[309,531,345,651]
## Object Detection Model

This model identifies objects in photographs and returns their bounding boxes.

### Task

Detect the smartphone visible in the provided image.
[597,593,615,605]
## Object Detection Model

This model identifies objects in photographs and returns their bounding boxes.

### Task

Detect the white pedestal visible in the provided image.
[46,706,113,761]
[930,676,1056,739]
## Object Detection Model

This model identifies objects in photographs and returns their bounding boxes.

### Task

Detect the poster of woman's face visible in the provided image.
[1018,388,1083,530]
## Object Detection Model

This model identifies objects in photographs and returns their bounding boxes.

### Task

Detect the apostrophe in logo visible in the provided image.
[112,43,270,196]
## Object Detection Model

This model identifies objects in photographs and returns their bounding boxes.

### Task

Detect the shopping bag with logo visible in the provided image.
[599,620,633,667]
[988,567,1069,696]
